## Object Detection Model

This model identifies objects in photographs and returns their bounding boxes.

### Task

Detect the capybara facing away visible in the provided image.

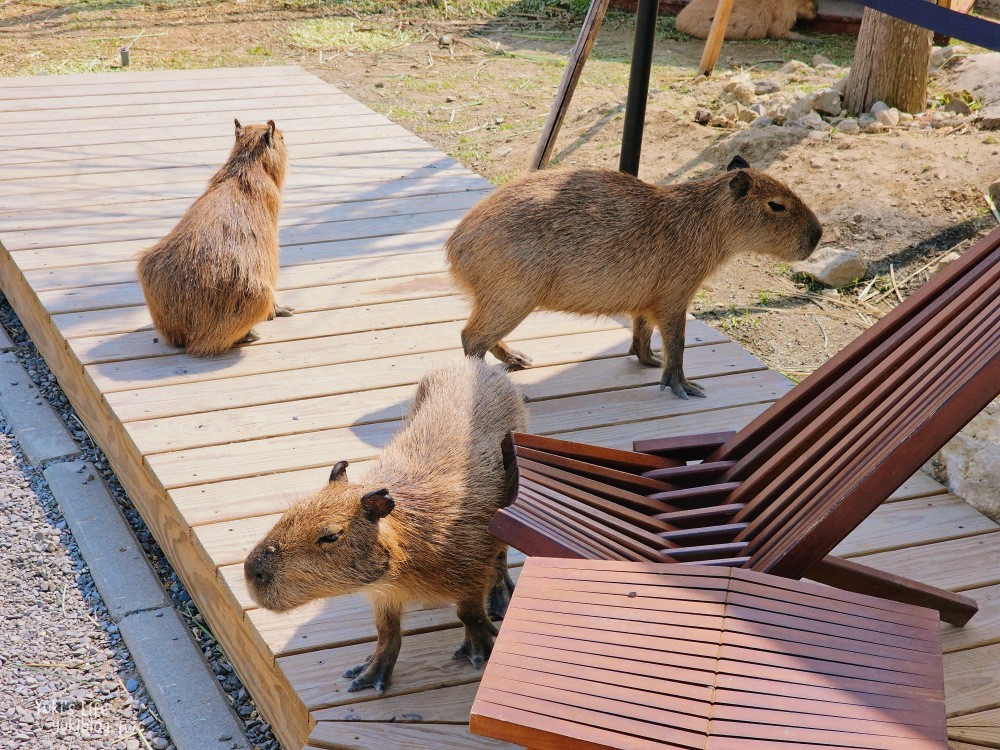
[446,157,822,398]
[677,0,817,40]
[137,119,291,357]
[244,359,528,695]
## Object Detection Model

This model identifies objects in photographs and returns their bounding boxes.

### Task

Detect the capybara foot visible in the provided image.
[453,627,496,670]
[660,369,707,400]
[628,341,663,368]
[236,329,261,345]
[269,303,294,319]
[487,573,516,620]
[490,342,532,371]
[344,655,395,695]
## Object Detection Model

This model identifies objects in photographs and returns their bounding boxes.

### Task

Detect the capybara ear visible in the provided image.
[329,461,349,483]
[234,118,242,137]
[729,170,752,199]
[727,154,751,171]
[360,488,394,522]
[267,119,276,134]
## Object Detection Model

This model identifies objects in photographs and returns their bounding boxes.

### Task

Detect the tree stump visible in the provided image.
[843,7,932,115]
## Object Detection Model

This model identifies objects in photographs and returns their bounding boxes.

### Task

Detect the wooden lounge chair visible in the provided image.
[491,224,1000,627]
[470,557,949,750]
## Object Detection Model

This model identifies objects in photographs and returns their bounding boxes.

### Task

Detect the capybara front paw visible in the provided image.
[502,349,532,371]
[236,329,261,345]
[659,370,707,400]
[344,656,393,695]
[452,630,493,669]
[272,304,294,318]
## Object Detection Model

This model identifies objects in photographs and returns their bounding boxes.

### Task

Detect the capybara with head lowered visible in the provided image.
[677,0,817,40]
[446,157,821,398]
[244,358,529,695]
[136,119,292,357]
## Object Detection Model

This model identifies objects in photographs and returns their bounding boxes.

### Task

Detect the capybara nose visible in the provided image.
[244,557,272,587]
[809,222,823,249]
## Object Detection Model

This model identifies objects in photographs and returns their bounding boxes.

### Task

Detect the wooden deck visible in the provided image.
[0,66,997,750]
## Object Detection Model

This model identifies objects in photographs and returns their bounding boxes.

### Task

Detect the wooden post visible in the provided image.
[530,0,612,170]
[843,6,932,114]
[696,0,735,76]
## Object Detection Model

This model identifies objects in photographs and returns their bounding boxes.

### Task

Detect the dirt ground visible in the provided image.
[2,0,999,379]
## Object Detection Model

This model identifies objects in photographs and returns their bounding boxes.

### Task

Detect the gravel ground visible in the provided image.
[0,295,277,750]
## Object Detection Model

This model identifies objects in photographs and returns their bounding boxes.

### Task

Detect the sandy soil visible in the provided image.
[2,0,998,378]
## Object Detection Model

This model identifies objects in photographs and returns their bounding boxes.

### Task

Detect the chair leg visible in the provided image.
[697,0,736,76]
[807,555,978,627]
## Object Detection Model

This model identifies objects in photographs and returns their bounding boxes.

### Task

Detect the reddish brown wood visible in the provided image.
[471,559,949,750]
[633,431,735,460]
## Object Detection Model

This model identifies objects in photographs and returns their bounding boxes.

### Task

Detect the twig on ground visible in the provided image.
[812,314,829,349]
[889,263,903,304]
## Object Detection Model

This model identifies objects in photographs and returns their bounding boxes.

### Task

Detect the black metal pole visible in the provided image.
[619,0,659,176]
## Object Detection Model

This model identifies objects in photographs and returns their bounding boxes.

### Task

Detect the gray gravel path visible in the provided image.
[0,295,279,750]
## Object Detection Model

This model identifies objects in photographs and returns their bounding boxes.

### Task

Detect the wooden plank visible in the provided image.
[942,584,1000,654]
[833,494,999,557]
[129,345,765,455]
[315,682,481,723]
[852,531,1000,593]
[0,65,303,91]
[309,722,515,750]
[950,707,1000,727]
[887,472,949,502]
[2,150,457,201]
[147,367,783,489]
[0,88,358,126]
[945,642,1000,716]
[0,134,433,186]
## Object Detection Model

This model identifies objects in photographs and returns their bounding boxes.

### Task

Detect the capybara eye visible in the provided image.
[317,531,343,545]
[768,201,786,212]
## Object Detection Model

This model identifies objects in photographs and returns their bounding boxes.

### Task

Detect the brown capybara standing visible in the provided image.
[446,156,822,399]
[137,119,291,357]
[244,358,528,695]
[677,0,817,40]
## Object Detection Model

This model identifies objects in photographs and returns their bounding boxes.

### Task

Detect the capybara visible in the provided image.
[137,119,291,357]
[445,156,822,398]
[244,359,529,694]
[677,0,817,41]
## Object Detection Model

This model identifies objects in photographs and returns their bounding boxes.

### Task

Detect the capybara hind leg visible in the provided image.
[267,303,294,320]
[454,599,497,670]
[460,302,533,369]
[487,550,515,620]
[628,315,661,367]
[236,329,261,345]
[656,307,705,400]
[344,598,402,695]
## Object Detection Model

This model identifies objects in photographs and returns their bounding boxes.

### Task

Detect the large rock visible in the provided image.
[938,52,1000,129]
[940,402,1000,523]
[791,246,868,288]
[813,89,842,116]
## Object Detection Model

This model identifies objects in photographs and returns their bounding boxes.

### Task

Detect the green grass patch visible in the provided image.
[286,17,412,52]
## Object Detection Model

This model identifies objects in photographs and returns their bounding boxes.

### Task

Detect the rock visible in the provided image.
[945,97,971,115]
[930,47,948,69]
[812,89,842,116]
[754,80,781,95]
[799,111,831,131]
[785,93,817,122]
[811,53,833,67]
[874,107,900,127]
[815,63,840,73]
[780,59,810,74]
[722,75,751,92]
[737,107,758,124]
[832,73,850,95]
[835,117,860,134]
[791,246,868,288]
[126,678,138,693]
[870,100,890,115]
[489,145,512,158]
[723,82,756,105]
[749,116,774,129]
[863,120,886,134]
[152,739,169,750]
[694,108,712,125]
[930,251,962,277]
[437,34,453,47]
[989,178,1000,206]
[939,401,1000,523]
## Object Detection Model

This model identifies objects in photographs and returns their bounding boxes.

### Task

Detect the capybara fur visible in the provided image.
[137,119,291,357]
[677,0,817,40]
[244,359,528,694]
[446,157,822,398]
